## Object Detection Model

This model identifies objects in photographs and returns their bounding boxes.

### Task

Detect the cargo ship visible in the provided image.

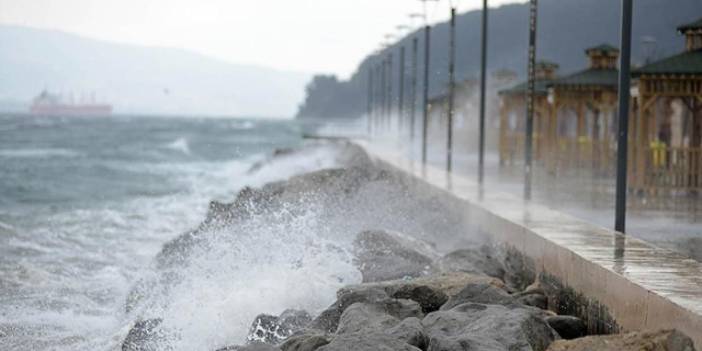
[29,90,112,116]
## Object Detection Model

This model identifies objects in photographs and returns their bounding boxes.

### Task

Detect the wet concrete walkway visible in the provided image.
[406,141,702,261]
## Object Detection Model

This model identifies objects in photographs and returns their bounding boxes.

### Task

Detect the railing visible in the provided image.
[641,146,702,192]
[556,137,615,172]
[500,131,545,165]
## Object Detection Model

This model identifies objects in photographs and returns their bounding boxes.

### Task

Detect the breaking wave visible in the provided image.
[163,138,191,155]
[0,148,82,158]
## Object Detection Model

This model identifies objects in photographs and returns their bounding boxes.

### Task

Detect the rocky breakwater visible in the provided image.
[121,141,697,351]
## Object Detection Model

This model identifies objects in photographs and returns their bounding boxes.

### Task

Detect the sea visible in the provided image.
[0,114,353,351]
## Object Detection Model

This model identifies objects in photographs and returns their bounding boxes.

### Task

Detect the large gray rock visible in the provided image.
[353,230,440,283]
[422,303,557,351]
[122,318,165,351]
[438,246,507,279]
[308,286,390,333]
[335,300,423,335]
[246,309,312,344]
[385,317,429,350]
[316,332,422,351]
[501,249,537,291]
[546,329,695,351]
[516,292,548,310]
[217,343,280,351]
[279,333,330,351]
[440,283,514,310]
[338,272,507,314]
[545,316,586,340]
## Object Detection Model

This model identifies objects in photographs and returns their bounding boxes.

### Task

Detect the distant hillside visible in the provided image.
[0,25,310,117]
[296,0,701,120]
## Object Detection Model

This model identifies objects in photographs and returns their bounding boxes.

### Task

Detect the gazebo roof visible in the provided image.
[585,44,620,55]
[498,79,552,96]
[678,18,702,33]
[549,68,618,90]
[536,60,560,69]
[633,49,702,76]
[498,60,559,96]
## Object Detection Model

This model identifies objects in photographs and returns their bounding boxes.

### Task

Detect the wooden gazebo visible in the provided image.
[498,61,559,165]
[630,18,702,194]
[547,44,620,173]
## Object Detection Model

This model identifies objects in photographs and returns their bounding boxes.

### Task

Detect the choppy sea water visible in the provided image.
[0,115,340,350]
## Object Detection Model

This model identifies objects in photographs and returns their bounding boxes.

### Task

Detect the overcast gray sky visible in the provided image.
[0,0,524,78]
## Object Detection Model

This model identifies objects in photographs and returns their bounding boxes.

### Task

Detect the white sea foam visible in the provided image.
[0,220,15,231]
[230,120,256,130]
[0,148,82,158]
[163,138,191,155]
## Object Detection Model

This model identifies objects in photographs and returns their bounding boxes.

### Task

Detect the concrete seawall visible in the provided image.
[357,140,702,348]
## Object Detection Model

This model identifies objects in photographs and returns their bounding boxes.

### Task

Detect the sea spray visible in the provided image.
[0,116,309,351]
[121,141,489,350]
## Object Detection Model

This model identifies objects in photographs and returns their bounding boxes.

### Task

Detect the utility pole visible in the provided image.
[478,0,488,184]
[446,7,456,172]
[615,0,633,233]
[422,25,431,165]
[377,62,383,135]
[399,46,406,136]
[410,36,419,146]
[419,0,439,164]
[387,52,394,133]
[524,0,538,200]
[367,64,373,137]
[380,57,387,134]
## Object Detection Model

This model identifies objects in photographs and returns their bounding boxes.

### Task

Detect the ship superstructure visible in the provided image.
[29,90,112,116]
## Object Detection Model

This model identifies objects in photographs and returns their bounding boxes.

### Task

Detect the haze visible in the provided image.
[0,0,525,77]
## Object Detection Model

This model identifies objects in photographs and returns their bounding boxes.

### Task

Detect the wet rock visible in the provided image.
[546,329,695,351]
[202,185,280,226]
[279,333,330,351]
[308,286,390,333]
[217,343,281,351]
[516,293,548,310]
[246,147,295,174]
[501,249,537,291]
[390,283,448,313]
[385,317,429,349]
[155,229,204,268]
[352,230,440,283]
[545,316,586,340]
[338,272,506,314]
[440,283,514,310]
[316,332,422,351]
[122,318,165,351]
[336,299,423,335]
[422,303,557,351]
[438,246,506,279]
[246,309,312,344]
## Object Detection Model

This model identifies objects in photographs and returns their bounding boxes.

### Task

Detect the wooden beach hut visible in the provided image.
[498,61,559,165]
[630,18,702,194]
[547,44,620,173]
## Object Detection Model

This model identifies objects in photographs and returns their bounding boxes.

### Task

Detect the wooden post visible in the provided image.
[577,101,585,167]
[499,98,508,165]
[636,102,650,191]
